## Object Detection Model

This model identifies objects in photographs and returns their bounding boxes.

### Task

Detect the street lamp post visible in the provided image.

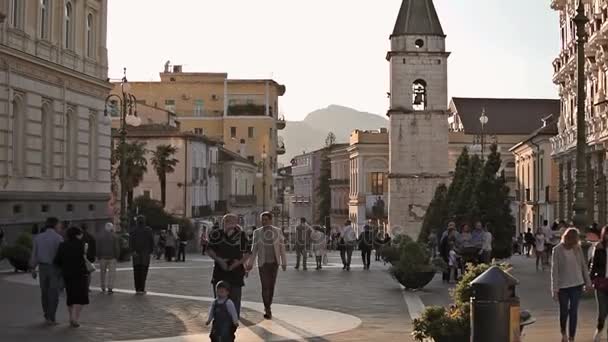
[261,146,268,212]
[479,108,489,160]
[572,1,589,230]
[104,68,141,232]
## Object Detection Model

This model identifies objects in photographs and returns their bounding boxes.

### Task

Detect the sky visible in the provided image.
[107,0,560,121]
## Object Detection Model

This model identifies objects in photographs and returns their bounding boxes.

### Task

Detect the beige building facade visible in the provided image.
[329,144,349,229]
[113,65,286,212]
[219,147,258,227]
[0,0,112,235]
[511,118,559,234]
[349,129,389,233]
[551,0,608,226]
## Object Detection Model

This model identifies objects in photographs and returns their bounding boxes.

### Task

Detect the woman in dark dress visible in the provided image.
[54,227,89,327]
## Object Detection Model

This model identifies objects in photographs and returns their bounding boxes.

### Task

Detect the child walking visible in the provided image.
[448,242,459,283]
[534,228,546,271]
[206,281,239,342]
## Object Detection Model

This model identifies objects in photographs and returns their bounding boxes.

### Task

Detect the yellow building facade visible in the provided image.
[113,65,286,211]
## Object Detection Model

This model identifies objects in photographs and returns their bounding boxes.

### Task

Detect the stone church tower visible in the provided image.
[387,0,450,238]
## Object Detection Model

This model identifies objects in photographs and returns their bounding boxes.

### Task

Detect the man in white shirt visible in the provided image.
[340,220,357,271]
[480,224,493,264]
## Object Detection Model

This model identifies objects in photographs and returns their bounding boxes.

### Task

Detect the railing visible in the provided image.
[191,205,212,218]
[229,195,257,206]
[277,116,286,129]
[277,136,286,155]
[227,104,266,116]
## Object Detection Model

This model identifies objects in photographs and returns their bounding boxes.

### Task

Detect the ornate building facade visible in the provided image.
[0,0,111,236]
[551,0,608,226]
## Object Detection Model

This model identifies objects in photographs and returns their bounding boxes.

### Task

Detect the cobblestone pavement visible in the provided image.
[0,252,423,342]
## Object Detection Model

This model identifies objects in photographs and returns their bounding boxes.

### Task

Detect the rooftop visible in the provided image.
[392,0,445,38]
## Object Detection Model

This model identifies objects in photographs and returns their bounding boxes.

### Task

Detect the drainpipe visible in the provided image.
[184,138,188,218]
[3,61,11,188]
[60,82,66,190]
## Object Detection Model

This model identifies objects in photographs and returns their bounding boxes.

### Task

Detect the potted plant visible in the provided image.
[381,235,441,290]
[412,262,511,341]
[0,232,33,272]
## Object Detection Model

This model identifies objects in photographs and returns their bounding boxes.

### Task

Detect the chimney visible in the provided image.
[173,65,182,73]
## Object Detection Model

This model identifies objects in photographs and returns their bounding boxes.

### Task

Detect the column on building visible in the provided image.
[558,161,565,222]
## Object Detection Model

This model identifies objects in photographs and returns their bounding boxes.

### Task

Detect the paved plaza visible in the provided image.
[0,252,601,342]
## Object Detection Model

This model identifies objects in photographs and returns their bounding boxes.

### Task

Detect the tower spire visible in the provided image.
[391,0,445,38]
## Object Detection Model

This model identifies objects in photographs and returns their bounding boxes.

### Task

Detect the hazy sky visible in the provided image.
[108,0,559,121]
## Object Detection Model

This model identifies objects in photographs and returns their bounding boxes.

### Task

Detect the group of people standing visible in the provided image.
[29,218,121,328]
[437,221,493,283]
[154,228,189,262]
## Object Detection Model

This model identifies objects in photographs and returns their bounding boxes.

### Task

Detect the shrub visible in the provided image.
[384,235,440,289]
[15,233,33,250]
[1,233,33,272]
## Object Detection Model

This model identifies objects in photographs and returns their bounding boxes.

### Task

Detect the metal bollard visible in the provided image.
[470,266,520,342]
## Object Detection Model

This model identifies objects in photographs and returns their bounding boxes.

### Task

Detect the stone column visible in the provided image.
[558,162,565,221]
[599,151,608,226]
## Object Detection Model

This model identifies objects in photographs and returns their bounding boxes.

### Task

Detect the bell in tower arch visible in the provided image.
[412,79,427,110]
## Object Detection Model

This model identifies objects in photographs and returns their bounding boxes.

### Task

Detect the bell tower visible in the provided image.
[387,0,450,238]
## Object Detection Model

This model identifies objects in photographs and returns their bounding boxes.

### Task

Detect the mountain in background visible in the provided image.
[279,105,388,164]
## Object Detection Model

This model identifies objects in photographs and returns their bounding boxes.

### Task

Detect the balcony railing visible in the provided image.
[227,104,267,116]
[277,136,286,155]
[277,116,286,130]
[229,195,257,206]
[191,205,213,218]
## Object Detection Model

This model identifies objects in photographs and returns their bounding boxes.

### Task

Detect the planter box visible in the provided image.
[8,257,29,272]
[394,271,436,290]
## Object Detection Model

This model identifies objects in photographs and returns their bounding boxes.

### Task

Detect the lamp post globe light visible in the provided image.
[104,68,140,232]
[479,108,488,160]
[572,1,589,230]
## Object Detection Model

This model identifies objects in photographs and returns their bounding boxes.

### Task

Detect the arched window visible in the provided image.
[412,79,427,111]
[41,102,54,177]
[11,95,25,174]
[39,0,50,39]
[86,13,94,58]
[88,113,97,180]
[10,0,23,29]
[64,2,72,49]
[65,109,76,178]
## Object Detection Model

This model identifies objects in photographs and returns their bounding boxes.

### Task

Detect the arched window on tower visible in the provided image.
[412,79,427,111]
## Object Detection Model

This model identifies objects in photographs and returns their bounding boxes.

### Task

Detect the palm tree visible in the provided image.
[112,141,148,211]
[151,144,179,207]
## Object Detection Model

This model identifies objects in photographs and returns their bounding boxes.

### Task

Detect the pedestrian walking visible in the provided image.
[54,227,89,328]
[374,230,384,261]
[200,226,209,255]
[440,222,458,282]
[165,229,176,262]
[246,212,287,320]
[206,281,239,342]
[0,226,5,249]
[535,228,546,272]
[29,217,64,325]
[551,227,592,342]
[156,230,166,260]
[207,214,251,318]
[590,226,608,342]
[294,218,311,270]
[339,220,356,271]
[479,223,492,264]
[96,223,120,294]
[524,228,535,257]
[311,226,327,270]
[129,216,155,295]
[448,241,460,283]
[358,225,374,270]
[177,227,188,262]
[81,224,96,291]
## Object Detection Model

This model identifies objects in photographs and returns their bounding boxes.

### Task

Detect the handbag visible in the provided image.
[84,243,96,273]
[593,277,608,292]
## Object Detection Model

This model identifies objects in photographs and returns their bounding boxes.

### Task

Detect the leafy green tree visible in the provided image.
[317,148,331,225]
[419,184,448,242]
[151,144,179,207]
[447,148,470,220]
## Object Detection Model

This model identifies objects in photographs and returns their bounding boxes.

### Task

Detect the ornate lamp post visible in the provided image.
[479,108,489,160]
[256,145,268,212]
[104,68,141,232]
[572,1,589,230]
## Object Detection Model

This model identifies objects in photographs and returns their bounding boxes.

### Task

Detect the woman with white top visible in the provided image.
[590,226,608,342]
[535,228,546,272]
[551,227,592,342]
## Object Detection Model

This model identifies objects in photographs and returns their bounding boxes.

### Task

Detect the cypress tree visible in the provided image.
[418,184,448,242]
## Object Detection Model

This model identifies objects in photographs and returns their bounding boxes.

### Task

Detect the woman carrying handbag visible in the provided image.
[590,226,608,342]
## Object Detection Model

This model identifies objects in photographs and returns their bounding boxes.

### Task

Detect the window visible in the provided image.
[269,127,273,138]
[88,204,95,211]
[41,103,54,177]
[194,99,204,116]
[66,203,73,212]
[89,113,98,180]
[165,99,176,113]
[86,13,94,58]
[412,79,427,111]
[194,128,203,135]
[12,95,24,175]
[143,190,151,198]
[230,127,237,138]
[415,39,424,48]
[64,2,73,49]
[270,185,273,199]
[13,204,22,214]
[40,0,50,39]
[10,0,23,29]
[247,156,255,163]
[248,127,254,138]
[371,172,385,195]
[41,204,49,213]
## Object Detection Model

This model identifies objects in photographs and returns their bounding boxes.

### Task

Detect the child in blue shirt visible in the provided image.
[206,281,239,342]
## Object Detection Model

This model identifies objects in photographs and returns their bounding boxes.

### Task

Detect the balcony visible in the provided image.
[291,196,311,204]
[277,116,286,130]
[229,195,257,207]
[227,104,267,116]
[191,205,213,218]
[277,136,286,155]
